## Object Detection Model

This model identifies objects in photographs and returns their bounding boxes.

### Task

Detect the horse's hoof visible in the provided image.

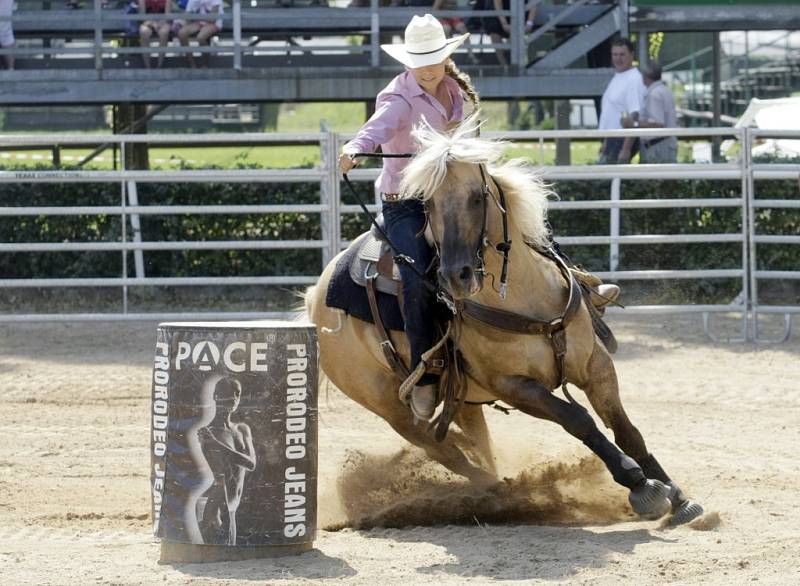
[669,500,705,526]
[629,479,671,520]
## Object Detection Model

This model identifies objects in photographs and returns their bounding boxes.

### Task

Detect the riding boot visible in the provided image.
[570,268,620,310]
[590,283,620,309]
[410,383,437,422]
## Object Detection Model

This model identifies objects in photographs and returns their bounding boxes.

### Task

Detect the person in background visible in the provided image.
[178,0,223,68]
[467,0,536,66]
[597,37,645,164]
[339,14,477,421]
[139,0,172,69]
[622,60,678,164]
[0,0,14,70]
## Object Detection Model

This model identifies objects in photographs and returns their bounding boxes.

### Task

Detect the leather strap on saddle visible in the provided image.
[365,274,409,379]
[398,321,453,405]
[459,275,582,337]
[457,248,584,392]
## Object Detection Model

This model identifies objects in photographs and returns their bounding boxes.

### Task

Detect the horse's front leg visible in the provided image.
[494,375,672,521]
[579,342,705,526]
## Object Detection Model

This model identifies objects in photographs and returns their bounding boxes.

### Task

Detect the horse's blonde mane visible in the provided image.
[399,113,553,249]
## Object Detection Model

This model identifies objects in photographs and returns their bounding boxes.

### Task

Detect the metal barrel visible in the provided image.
[150,320,318,563]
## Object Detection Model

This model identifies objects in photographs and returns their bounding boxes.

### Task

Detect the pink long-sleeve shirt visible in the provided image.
[343,71,465,195]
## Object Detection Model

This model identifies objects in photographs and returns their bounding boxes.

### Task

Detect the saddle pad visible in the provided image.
[325,233,405,332]
[348,234,402,296]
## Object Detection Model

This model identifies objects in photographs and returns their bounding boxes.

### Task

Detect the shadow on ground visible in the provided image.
[168,548,357,582]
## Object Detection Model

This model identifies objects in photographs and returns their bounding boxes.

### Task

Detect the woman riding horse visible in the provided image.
[339,14,478,422]
[339,14,617,422]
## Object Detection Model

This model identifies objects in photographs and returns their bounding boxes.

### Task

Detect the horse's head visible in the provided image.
[425,159,489,299]
[400,115,551,301]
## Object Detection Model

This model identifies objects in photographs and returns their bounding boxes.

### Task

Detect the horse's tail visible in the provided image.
[291,285,316,322]
[297,284,336,403]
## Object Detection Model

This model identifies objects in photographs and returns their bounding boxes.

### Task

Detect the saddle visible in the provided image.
[348,223,401,296]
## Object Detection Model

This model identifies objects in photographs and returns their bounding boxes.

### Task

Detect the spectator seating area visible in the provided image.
[3,1,619,71]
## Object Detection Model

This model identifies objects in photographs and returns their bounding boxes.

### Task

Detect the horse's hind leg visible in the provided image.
[580,343,705,526]
[368,392,497,485]
[452,404,497,478]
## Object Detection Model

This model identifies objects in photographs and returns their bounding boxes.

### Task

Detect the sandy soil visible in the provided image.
[0,314,798,585]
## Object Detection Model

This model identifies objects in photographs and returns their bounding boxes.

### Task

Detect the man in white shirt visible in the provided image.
[623,60,678,163]
[598,38,645,164]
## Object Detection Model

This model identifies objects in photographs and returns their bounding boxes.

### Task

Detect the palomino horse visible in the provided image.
[305,116,704,526]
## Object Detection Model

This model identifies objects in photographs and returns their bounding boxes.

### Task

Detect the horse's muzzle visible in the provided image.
[439,264,482,299]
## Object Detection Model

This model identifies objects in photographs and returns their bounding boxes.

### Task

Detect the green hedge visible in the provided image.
[0,176,324,280]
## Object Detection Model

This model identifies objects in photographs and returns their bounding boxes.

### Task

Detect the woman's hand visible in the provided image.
[338,152,359,173]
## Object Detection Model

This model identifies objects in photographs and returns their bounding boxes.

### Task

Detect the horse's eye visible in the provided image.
[470,193,483,207]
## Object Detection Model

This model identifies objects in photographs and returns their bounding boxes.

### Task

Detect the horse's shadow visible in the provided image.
[327,448,673,580]
[378,524,661,581]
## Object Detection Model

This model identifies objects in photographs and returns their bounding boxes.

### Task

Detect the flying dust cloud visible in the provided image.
[322,449,635,530]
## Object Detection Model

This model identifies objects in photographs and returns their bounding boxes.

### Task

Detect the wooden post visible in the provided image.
[117,103,150,170]
[555,100,571,166]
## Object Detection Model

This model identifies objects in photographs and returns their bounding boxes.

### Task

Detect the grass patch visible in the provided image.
[0,101,678,169]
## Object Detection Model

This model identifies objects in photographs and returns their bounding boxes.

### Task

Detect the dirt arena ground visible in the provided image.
[1,314,798,585]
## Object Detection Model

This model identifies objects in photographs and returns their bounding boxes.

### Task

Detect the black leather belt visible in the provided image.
[643,136,670,148]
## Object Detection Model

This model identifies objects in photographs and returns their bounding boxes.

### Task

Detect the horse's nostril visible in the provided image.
[459,266,473,281]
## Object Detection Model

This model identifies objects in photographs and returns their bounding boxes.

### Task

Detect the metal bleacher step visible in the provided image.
[532,8,620,70]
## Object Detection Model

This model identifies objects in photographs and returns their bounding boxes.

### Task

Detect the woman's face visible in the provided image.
[411,60,447,94]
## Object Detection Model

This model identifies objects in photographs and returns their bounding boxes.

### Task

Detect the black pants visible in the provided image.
[382,199,438,385]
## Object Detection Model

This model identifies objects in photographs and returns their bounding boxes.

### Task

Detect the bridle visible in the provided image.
[475,162,513,299]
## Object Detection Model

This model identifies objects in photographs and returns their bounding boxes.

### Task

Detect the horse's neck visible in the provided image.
[472,212,568,317]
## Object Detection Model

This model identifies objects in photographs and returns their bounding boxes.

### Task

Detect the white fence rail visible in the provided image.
[0,127,797,342]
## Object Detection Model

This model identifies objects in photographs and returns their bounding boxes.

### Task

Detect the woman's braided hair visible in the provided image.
[445,59,480,109]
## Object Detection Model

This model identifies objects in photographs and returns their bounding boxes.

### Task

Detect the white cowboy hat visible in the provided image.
[381,14,469,69]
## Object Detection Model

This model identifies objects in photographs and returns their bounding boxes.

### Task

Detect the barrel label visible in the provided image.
[150,325,318,546]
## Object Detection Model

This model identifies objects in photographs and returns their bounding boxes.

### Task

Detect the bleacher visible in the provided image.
[0,1,626,105]
[3,1,799,107]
